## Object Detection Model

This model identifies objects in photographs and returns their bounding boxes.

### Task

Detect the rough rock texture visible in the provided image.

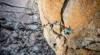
[0,0,55,55]
[38,0,67,55]
[38,0,100,55]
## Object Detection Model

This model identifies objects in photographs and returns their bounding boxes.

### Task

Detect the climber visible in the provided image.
[62,25,72,36]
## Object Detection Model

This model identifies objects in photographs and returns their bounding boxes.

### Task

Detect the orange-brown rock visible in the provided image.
[38,0,65,25]
[63,0,100,38]
[38,0,100,55]
[38,0,67,55]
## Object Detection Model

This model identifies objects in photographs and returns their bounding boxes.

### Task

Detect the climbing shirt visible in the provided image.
[63,28,72,35]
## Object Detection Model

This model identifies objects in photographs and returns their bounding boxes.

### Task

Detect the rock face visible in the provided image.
[38,0,100,55]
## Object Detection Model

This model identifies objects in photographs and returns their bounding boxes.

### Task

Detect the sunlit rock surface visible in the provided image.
[38,0,100,55]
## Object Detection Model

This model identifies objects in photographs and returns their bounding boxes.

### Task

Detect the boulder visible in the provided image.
[38,0,100,55]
